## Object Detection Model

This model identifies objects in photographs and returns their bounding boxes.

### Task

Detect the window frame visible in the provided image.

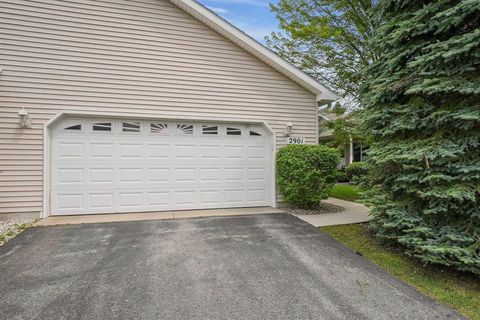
[60,119,84,134]
[121,121,142,134]
[201,124,219,136]
[150,122,170,136]
[91,119,114,134]
[176,123,195,136]
[246,125,267,138]
[226,126,243,137]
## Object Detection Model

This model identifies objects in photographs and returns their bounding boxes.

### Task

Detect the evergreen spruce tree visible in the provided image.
[361,0,480,274]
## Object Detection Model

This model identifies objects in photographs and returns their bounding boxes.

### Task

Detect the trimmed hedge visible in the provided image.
[277,145,340,208]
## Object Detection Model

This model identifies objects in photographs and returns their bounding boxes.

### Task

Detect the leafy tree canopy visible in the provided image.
[319,102,365,149]
[266,0,378,108]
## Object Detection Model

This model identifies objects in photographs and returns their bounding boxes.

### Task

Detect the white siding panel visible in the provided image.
[0,0,317,217]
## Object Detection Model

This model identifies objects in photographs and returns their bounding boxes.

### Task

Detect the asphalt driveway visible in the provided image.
[0,213,464,320]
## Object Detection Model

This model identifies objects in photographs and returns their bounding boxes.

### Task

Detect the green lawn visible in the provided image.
[320,224,480,320]
[329,184,362,202]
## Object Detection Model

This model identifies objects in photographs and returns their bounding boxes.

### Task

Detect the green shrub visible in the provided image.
[335,169,350,183]
[277,144,340,208]
[346,162,368,182]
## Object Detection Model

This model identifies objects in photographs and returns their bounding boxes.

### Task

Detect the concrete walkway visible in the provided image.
[40,207,284,226]
[39,199,369,228]
[296,198,370,227]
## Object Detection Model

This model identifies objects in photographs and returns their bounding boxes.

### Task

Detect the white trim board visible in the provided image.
[169,0,338,103]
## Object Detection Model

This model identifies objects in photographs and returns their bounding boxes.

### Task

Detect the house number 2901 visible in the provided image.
[287,137,306,144]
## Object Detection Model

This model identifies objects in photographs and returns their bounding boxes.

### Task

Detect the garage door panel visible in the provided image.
[199,189,223,205]
[224,145,244,159]
[118,192,143,208]
[247,189,267,203]
[119,143,143,159]
[56,142,85,159]
[57,168,84,185]
[247,168,267,182]
[147,144,170,158]
[118,168,143,183]
[90,168,115,184]
[224,167,243,181]
[51,118,272,215]
[89,193,115,209]
[247,146,267,159]
[200,145,222,159]
[55,193,84,211]
[90,143,114,159]
[147,191,170,207]
[174,168,197,182]
[175,145,197,159]
[199,167,222,182]
[174,191,196,206]
[224,189,244,204]
[147,168,170,183]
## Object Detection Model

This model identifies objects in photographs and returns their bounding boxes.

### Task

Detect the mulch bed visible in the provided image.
[283,202,345,216]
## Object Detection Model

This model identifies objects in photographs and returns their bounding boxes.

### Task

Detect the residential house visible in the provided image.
[0,0,337,218]
[318,112,365,168]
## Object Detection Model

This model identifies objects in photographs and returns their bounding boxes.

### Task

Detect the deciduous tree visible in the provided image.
[267,0,378,108]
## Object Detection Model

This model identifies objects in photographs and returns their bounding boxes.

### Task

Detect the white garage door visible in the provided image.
[50,117,273,216]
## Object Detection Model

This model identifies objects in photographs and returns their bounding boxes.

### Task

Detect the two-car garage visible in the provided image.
[49,116,274,216]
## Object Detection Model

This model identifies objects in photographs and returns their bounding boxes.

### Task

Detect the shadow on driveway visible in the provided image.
[0,213,464,319]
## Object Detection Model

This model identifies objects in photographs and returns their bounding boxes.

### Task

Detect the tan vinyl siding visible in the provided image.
[0,0,317,217]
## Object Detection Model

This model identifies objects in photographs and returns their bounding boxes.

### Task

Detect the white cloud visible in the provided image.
[207,6,230,14]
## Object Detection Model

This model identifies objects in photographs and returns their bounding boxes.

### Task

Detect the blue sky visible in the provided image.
[197,0,279,43]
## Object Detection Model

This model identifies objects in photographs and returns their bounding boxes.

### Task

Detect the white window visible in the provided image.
[122,122,141,133]
[202,125,218,135]
[60,119,83,132]
[249,130,262,136]
[226,127,242,136]
[64,124,82,131]
[93,122,112,132]
[176,124,194,135]
[151,123,168,135]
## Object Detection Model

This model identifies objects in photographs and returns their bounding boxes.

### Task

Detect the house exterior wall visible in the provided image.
[0,0,317,217]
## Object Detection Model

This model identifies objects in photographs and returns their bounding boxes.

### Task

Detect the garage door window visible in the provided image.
[151,123,168,135]
[177,124,194,135]
[64,124,82,131]
[60,119,83,132]
[250,130,262,136]
[227,127,242,136]
[202,125,218,135]
[122,122,141,133]
[93,122,112,132]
